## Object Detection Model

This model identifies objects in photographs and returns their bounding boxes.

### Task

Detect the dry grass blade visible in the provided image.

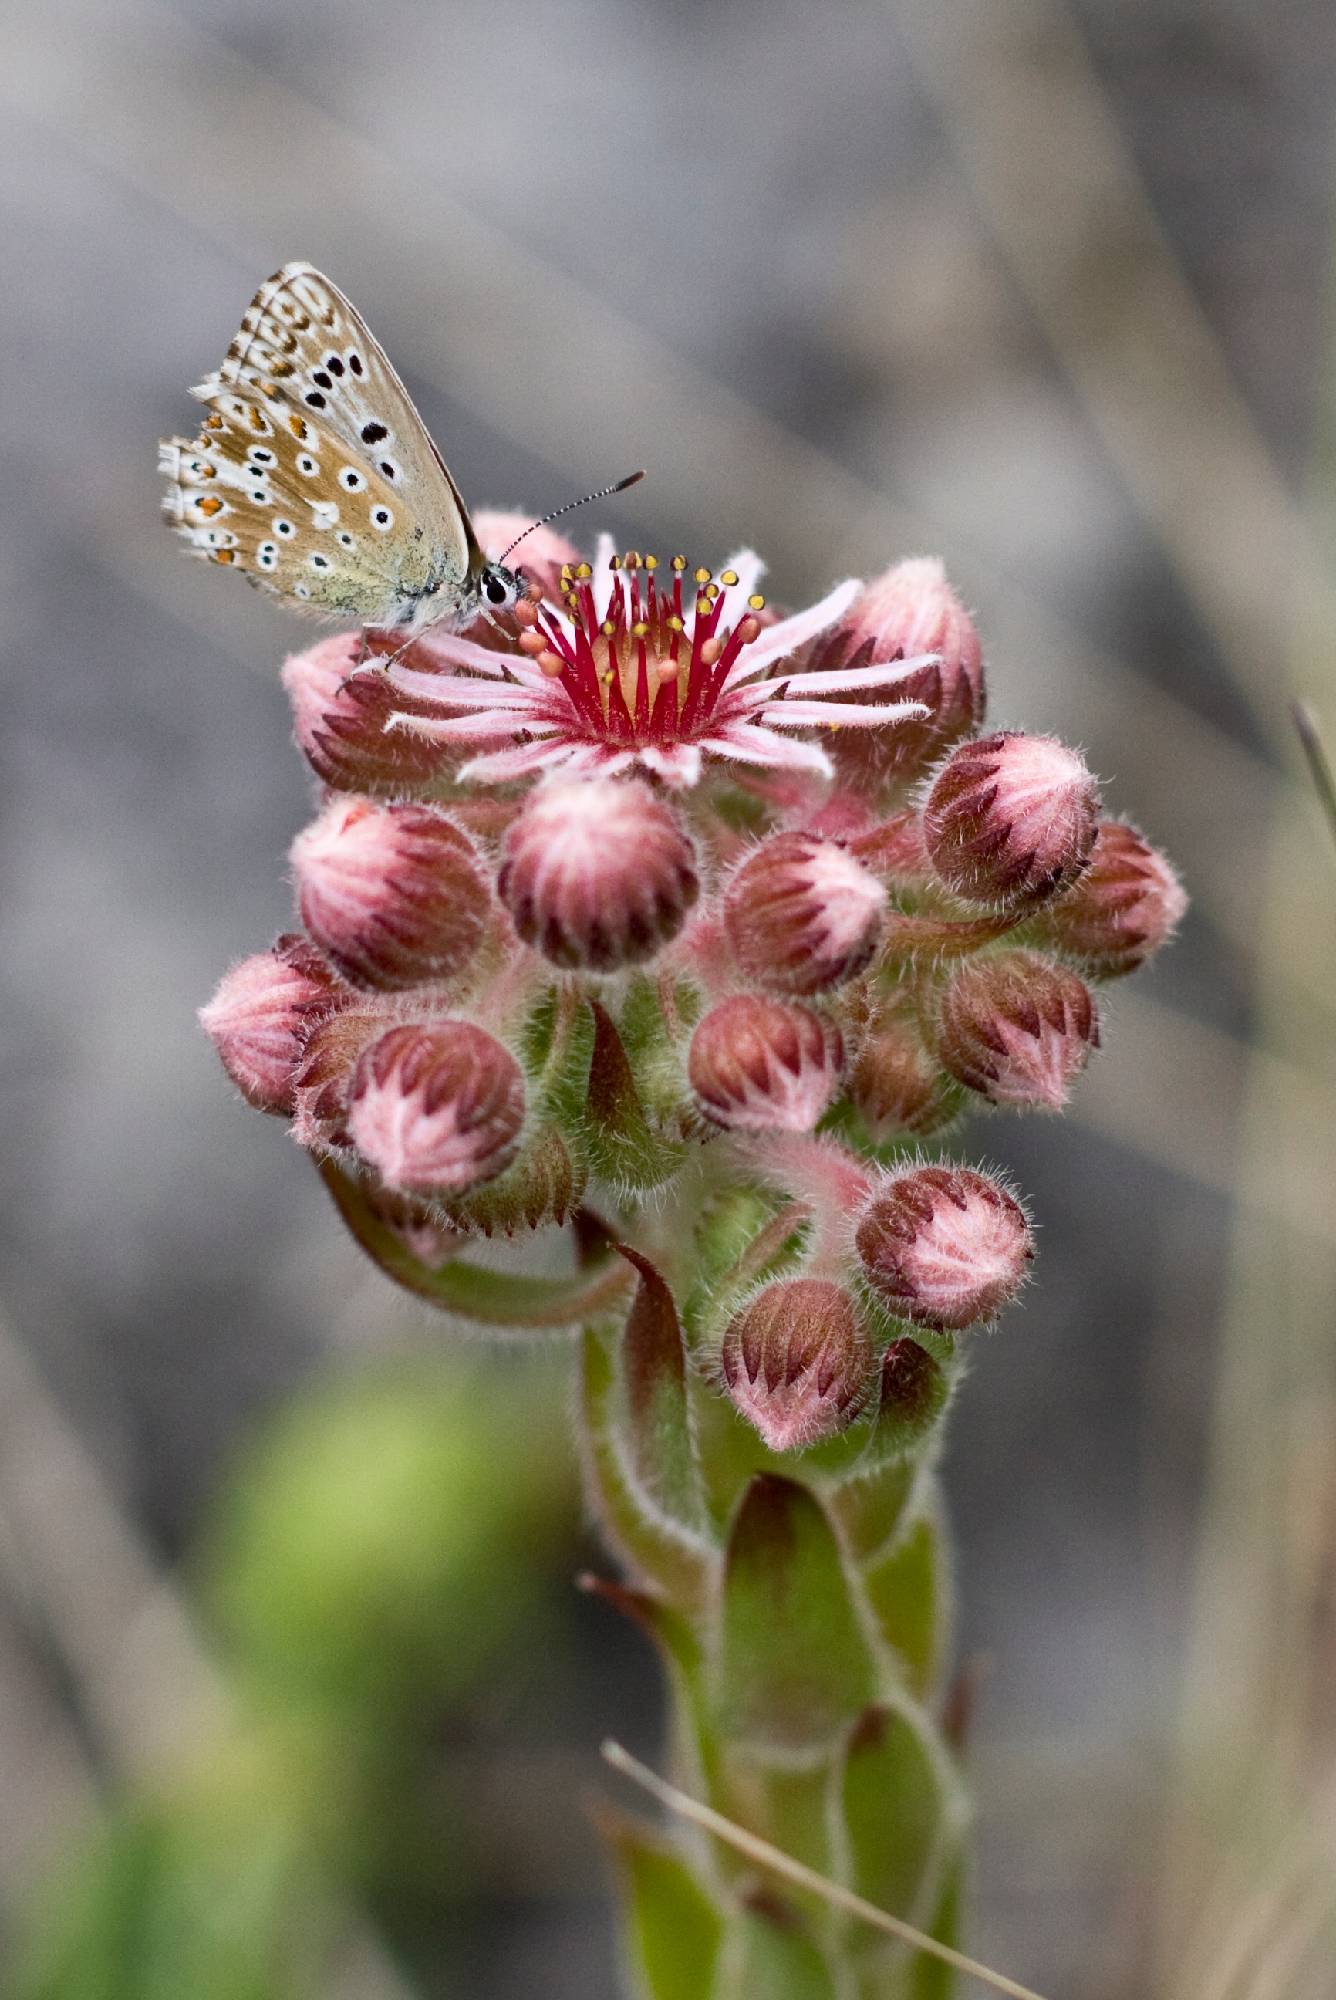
[601,1739,1050,2000]
[1292,704,1336,859]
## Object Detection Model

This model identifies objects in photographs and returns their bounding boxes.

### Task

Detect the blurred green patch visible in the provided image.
[13,1349,584,1999]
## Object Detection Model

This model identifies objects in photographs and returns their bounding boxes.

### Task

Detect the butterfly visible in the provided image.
[159,261,526,634]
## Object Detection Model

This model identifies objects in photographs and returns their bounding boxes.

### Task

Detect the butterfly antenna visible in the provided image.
[498,470,645,564]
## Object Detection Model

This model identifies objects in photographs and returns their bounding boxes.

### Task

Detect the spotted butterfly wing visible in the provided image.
[159,262,491,630]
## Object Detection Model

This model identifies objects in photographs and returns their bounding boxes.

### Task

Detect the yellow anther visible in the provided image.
[748,593,766,611]
[575,562,592,580]
[671,555,688,572]
[609,553,621,570]
[624,550,641,570]
[720,568,739,587]
[667,614,685,633]
[631,621,649,638]
[696,596,712,617]
[706,583,720,601]
[694,566,711,586]
[602,619,616,637]
[560,562,573,579]
[644,553,659,571]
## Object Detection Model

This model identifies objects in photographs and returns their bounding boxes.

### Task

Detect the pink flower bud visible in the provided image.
[497,777,699,971]
[936,950,1099,1108]
[291,797,492,991]
[688,995,843,1132]
[282,634,459,794]
[722,1279,873,1450]
[724,834,886,995]
[1030,819,1186,978]
[471,510,582,607]
[199,934,345,1115]
[848,1013,960,1140]
[348,1022,526,1195]
[922,731,1099,908]
[828,558,984,787]
[856,1165,1033,1329]
[291,1004,388,1151]
[361,1182,469,1269]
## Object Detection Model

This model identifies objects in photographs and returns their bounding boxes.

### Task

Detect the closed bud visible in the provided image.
[291,797,492,991]
[1030,818,1186,978]
[360,1182,469,1269]
[849,1012,960,1140]
[498,777,698,971]
[722,1279,873,1450]
[828,558,984,788]
[923,731,1099,908]
[936,950,1099,1108]
[199,934,345,1115]
[689,995,843,1132]
[856,1165,1033,1329]
[282,634,458,794]
[348,1022,526,1195]
[724,834,885,994]
[291,1004,388,1151]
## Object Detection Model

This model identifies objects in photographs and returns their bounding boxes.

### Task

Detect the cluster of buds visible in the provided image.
[202,519,1183,1444]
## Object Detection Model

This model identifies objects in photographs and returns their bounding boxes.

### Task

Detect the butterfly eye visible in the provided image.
[484,567,517,608]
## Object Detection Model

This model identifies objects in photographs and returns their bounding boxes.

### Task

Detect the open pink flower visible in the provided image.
[382,537,932,789]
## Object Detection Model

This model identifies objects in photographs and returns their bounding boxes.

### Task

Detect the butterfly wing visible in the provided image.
[160,263,478,626]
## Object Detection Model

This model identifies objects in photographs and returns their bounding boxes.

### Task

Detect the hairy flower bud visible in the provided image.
[936,950,1099,1108]
[348,1022,526,1195]
[849,1013,960,1140]
[199,934,345,1115]
[724,834,886,994]
[688,995,843,1132]
[360,1182,469,1270]
[291,797,492,991]
[856,1165,1033,1329]
[291,1003,388,1151]
[497,776,698,971]
[828,558,984,787]
[722,1279,873,1450]
[282,634,457,794]
[923,731,1099,908]
[1030,818,1186,978]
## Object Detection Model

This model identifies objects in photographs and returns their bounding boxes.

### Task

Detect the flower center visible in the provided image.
[514,552,767,745]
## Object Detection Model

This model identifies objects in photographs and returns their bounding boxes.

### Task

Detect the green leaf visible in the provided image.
[580,1325,712,1608]
[909,1853,963,2000]
[320,1159,631,1328]
[831,1456,918,1567]
[620,1248,706,1536]
[619,972,703,1126]
[840,1704,952,1928]
[862,1501,950,1698]
[444,1121,584,1237]
[724,1896,838,2000]
[521,981,596,1125]
[603,1821,723,2000]
[718,1475,877,1754]
[584,1000,686,1191]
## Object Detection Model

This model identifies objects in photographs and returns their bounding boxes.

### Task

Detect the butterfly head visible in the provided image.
[478,561,524,615]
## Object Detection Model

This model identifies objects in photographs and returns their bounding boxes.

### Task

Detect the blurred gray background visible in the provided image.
[2,0,1336,1995]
